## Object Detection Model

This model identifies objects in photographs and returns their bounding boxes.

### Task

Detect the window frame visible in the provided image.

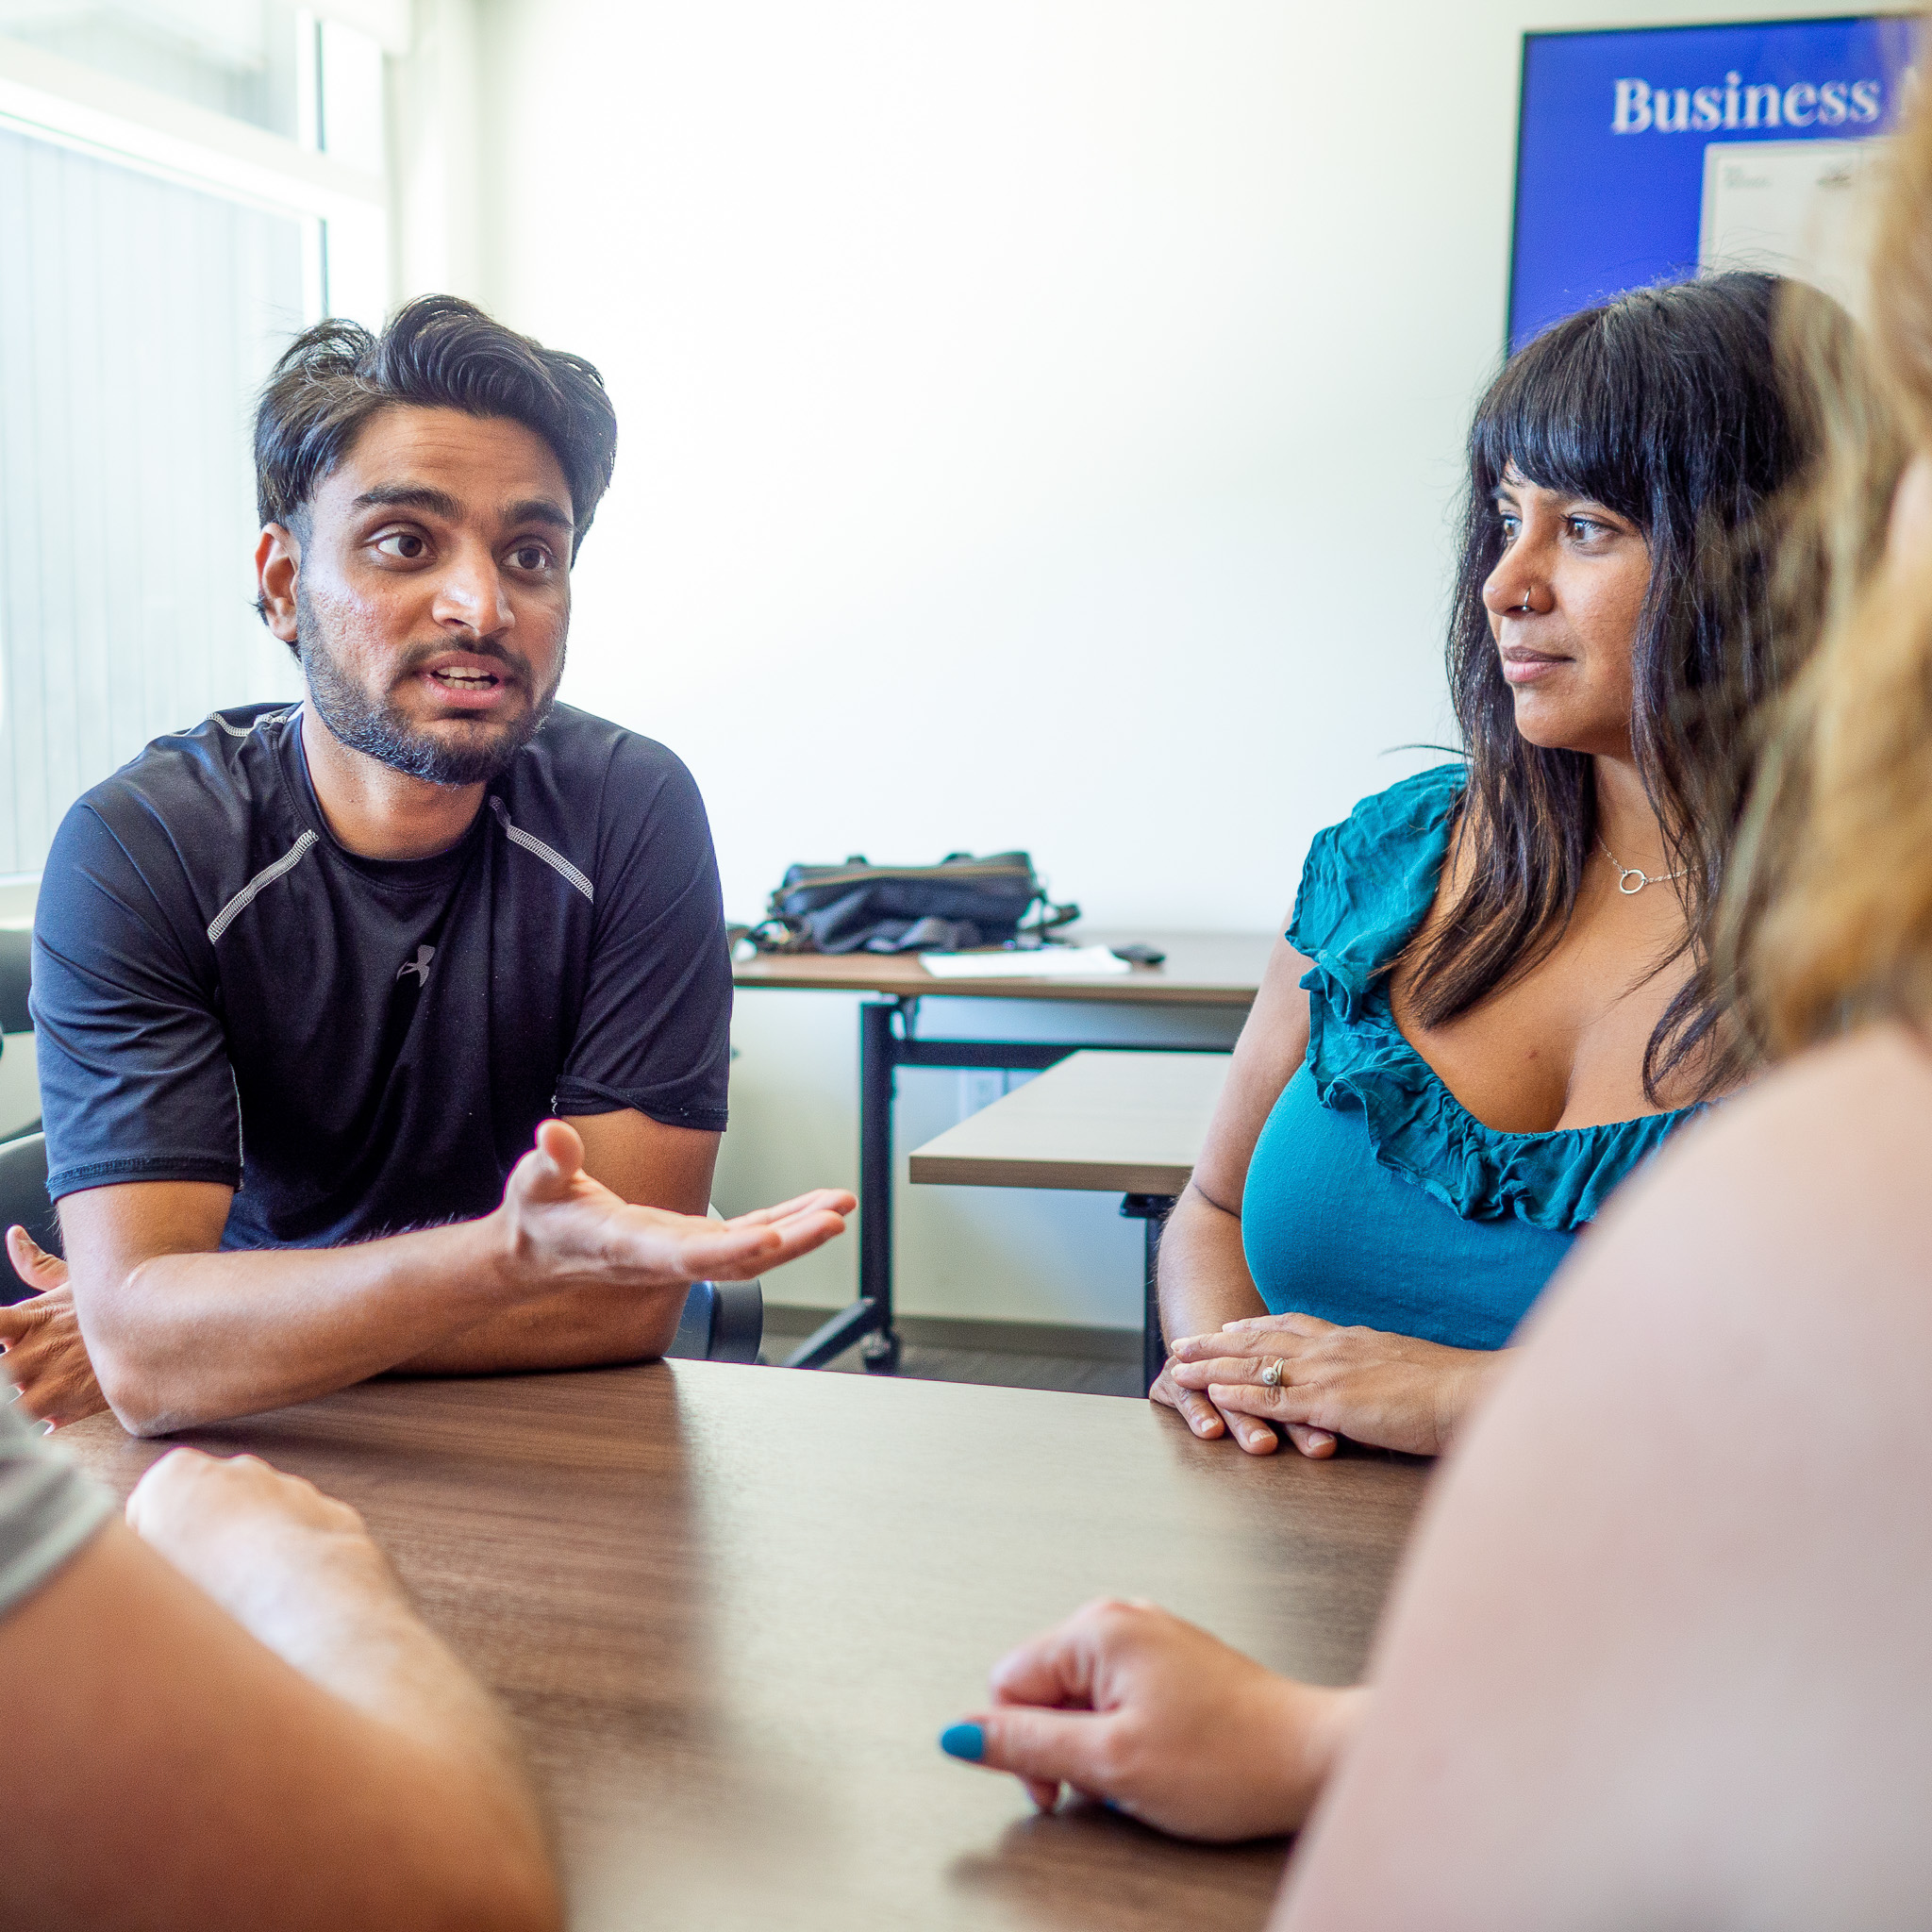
[0,22,391,325]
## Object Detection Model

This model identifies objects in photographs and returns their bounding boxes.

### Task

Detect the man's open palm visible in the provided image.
[501,1120,854,1288]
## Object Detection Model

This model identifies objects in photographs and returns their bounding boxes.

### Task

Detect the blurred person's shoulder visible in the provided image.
[1524,1022,1932,1362]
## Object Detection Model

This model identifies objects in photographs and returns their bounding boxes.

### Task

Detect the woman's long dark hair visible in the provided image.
[1404,272,1827,1103]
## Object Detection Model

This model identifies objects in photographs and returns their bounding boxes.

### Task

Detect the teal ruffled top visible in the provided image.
[1240,764,1700,1351]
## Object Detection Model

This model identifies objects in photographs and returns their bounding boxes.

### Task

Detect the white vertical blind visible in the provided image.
[0,121,306,874]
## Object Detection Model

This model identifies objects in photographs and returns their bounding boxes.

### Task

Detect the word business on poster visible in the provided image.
[1509,14,1921,351]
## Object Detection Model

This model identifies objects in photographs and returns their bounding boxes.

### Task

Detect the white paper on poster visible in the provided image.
[1699,137,1887,319]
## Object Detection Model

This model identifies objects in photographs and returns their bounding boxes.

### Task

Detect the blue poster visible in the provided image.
[1510,14,1921,351]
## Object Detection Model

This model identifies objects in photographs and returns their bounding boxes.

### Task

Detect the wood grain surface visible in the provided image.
[909,1049,1233,1193]
[734,930,1271,1008]
[60,1362,1425,1931]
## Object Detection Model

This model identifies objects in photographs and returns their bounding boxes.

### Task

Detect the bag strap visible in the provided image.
[742,915,817,955]
[1019,895,1081,942]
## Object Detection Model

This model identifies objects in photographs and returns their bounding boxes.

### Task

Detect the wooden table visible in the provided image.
[910,1052,1234,1394]
[735,933,1270,1374]
[61,1361,1424,1932]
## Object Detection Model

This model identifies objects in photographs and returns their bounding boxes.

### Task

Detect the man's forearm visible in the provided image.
[389,1277,687,1376]
[58,1124,844,1436]
[75,1213,533,1434]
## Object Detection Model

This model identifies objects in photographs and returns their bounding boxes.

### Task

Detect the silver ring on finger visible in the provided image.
[1258,1356,1285,1389]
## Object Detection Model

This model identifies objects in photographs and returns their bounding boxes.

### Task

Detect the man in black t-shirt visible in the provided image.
[0,297,849,1435]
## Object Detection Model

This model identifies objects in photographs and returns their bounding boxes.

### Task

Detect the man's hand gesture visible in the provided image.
[493,1120,854,1291]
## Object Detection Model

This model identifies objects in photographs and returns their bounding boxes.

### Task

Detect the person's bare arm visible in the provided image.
[1152,919,1317,1454]
[1275,1025,1932,1930]
[56,1120,850,1436]
[387,1109,721,1375]
[2,1446,558,1932]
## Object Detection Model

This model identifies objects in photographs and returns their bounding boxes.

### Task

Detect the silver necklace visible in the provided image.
[1598,837,1688,896]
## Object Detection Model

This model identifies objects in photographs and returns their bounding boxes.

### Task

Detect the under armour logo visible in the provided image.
[397,945,436,985]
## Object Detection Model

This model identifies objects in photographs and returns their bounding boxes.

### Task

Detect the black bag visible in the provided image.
[748,852,1077,956]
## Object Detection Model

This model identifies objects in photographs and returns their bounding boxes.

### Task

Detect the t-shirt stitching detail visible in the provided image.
[488,796,594,903]
[46,1154,242,1198]
[207,830,319,943]
[553,1074,728,1130]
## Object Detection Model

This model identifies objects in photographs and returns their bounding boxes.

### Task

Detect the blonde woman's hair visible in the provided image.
[1718,71,1929,1058]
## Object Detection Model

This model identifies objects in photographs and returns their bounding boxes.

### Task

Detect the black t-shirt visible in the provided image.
[32,701,732,1248]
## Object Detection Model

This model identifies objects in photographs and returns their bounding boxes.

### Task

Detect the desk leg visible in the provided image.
[856,998,901,1372]
[782,999,900,1371]
[1120,1193,1174,1397]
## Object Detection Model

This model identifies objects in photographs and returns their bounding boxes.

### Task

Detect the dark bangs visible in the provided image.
[1470,275,1789,559]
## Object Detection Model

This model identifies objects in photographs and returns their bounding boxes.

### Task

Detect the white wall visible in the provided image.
[474,0,1846,1328]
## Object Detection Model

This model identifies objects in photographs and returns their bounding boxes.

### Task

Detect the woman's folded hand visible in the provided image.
[1167,1312,1507,1457]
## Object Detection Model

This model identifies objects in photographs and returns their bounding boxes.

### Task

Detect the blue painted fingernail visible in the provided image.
[940,1723,985,1761]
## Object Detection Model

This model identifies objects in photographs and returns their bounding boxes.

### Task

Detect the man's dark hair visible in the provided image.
[254,293,618,583]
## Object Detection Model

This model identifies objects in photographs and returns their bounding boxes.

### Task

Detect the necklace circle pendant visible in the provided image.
[1616,868,1647,895]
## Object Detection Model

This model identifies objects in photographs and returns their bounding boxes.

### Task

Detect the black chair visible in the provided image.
[666,1276,764,1363]
[0,928,29,1037]
[0,930,38,1146]
[0,1130,762,1361]
[0,1132,57,1304]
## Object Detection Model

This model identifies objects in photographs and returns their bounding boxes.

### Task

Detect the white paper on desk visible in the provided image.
[919,945,1133,979]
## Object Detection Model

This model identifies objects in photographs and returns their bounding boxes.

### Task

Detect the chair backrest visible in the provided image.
[0,1132,56,1306]
[668,1279,764,1364]
[0,929,29,1037]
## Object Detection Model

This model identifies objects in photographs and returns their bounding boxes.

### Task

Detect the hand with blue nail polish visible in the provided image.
[939,1597,1365,1842]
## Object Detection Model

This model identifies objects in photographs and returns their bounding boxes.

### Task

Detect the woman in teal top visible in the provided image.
[1242,762,1689,1351]
[1156,274,1821,1458]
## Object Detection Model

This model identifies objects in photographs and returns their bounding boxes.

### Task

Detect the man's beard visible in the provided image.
[297,592,561,787]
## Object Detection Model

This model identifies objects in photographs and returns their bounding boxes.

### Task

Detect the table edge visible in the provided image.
[907,1153,1196,1193]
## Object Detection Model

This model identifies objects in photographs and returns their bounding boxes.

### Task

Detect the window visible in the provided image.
[0,1,398,877]
[0,1,307,137]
